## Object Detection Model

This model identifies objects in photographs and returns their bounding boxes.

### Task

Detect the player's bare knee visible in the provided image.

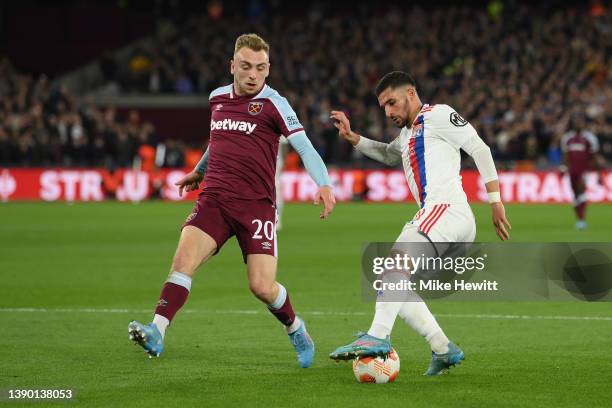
[171,251,198,277]
[170,226,217,277]
[248,279,275,303]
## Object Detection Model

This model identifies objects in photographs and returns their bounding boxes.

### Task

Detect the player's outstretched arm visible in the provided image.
[287,132,336,219]
[175,147,208,197]
[461,135,511,240]
[330,110,401,166]
[485,180,511,241]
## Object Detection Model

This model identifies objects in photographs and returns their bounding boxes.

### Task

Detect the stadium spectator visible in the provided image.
[1,2,610,169]
[102,2,610,168]
[0,57,186,169]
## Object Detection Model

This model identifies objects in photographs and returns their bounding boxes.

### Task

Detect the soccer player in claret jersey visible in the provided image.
[560,115,602,230]
[329,71,511,375]
[128,34,336,368]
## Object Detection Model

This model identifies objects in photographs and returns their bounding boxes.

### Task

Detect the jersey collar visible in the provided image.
[231,84,267,100]
[411,104,430,127]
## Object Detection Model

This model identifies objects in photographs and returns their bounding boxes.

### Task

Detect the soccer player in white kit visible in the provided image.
[329,71,511,375]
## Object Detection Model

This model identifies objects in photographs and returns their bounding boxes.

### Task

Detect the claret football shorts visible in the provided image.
[183,194,278,263]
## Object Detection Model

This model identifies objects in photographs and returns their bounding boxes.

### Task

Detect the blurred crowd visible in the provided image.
[2,1,611,169]
[0,57,199,169]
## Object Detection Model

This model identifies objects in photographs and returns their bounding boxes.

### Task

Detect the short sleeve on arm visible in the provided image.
[269,94,305,137]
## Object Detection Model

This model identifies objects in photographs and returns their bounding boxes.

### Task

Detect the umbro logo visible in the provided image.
[156,299,168,307]
[262,241,272,250]
[215,104,223,111]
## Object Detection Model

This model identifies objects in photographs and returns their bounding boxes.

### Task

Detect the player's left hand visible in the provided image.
[491,202,511,241]
[175,170,204,197]
[314,185,336,219]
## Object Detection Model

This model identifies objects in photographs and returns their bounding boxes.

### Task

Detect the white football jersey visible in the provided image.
[390,104,479,208]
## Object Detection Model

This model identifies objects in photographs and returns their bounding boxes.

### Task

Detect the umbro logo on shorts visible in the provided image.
[261,241,272,250]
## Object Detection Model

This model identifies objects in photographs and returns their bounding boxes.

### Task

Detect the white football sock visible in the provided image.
[152,314,170,338]
[286,317,302,334]
[398,301,449,354]
[367,301,403,339]
[268,283,287,310]
[267,283,300,333]
[167,271,192,291]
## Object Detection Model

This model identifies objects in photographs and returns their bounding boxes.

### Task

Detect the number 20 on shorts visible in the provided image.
[251,219,275,240]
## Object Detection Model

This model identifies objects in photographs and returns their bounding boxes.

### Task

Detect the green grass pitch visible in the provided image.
[1,202,611,407]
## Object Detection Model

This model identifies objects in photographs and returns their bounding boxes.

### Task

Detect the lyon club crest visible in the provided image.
[248,101,264,115]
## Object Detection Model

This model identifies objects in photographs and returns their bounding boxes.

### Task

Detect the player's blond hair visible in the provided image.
[234,33,270,55]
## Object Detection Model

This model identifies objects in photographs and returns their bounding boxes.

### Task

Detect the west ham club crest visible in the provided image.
[248,101,264,115]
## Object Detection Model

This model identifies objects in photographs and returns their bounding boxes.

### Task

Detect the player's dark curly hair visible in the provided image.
[375,71,417,97]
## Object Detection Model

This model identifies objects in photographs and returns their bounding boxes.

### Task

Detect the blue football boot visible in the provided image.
[329,332,391,360]
[288,317,315,368]
[425,342,464,375]
[128,320,164,358]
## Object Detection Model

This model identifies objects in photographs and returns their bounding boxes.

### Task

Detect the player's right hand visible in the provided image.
[314,185,336,219]
[492,202,512,241]
[330,110,360,146]
[175,170,204,197]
